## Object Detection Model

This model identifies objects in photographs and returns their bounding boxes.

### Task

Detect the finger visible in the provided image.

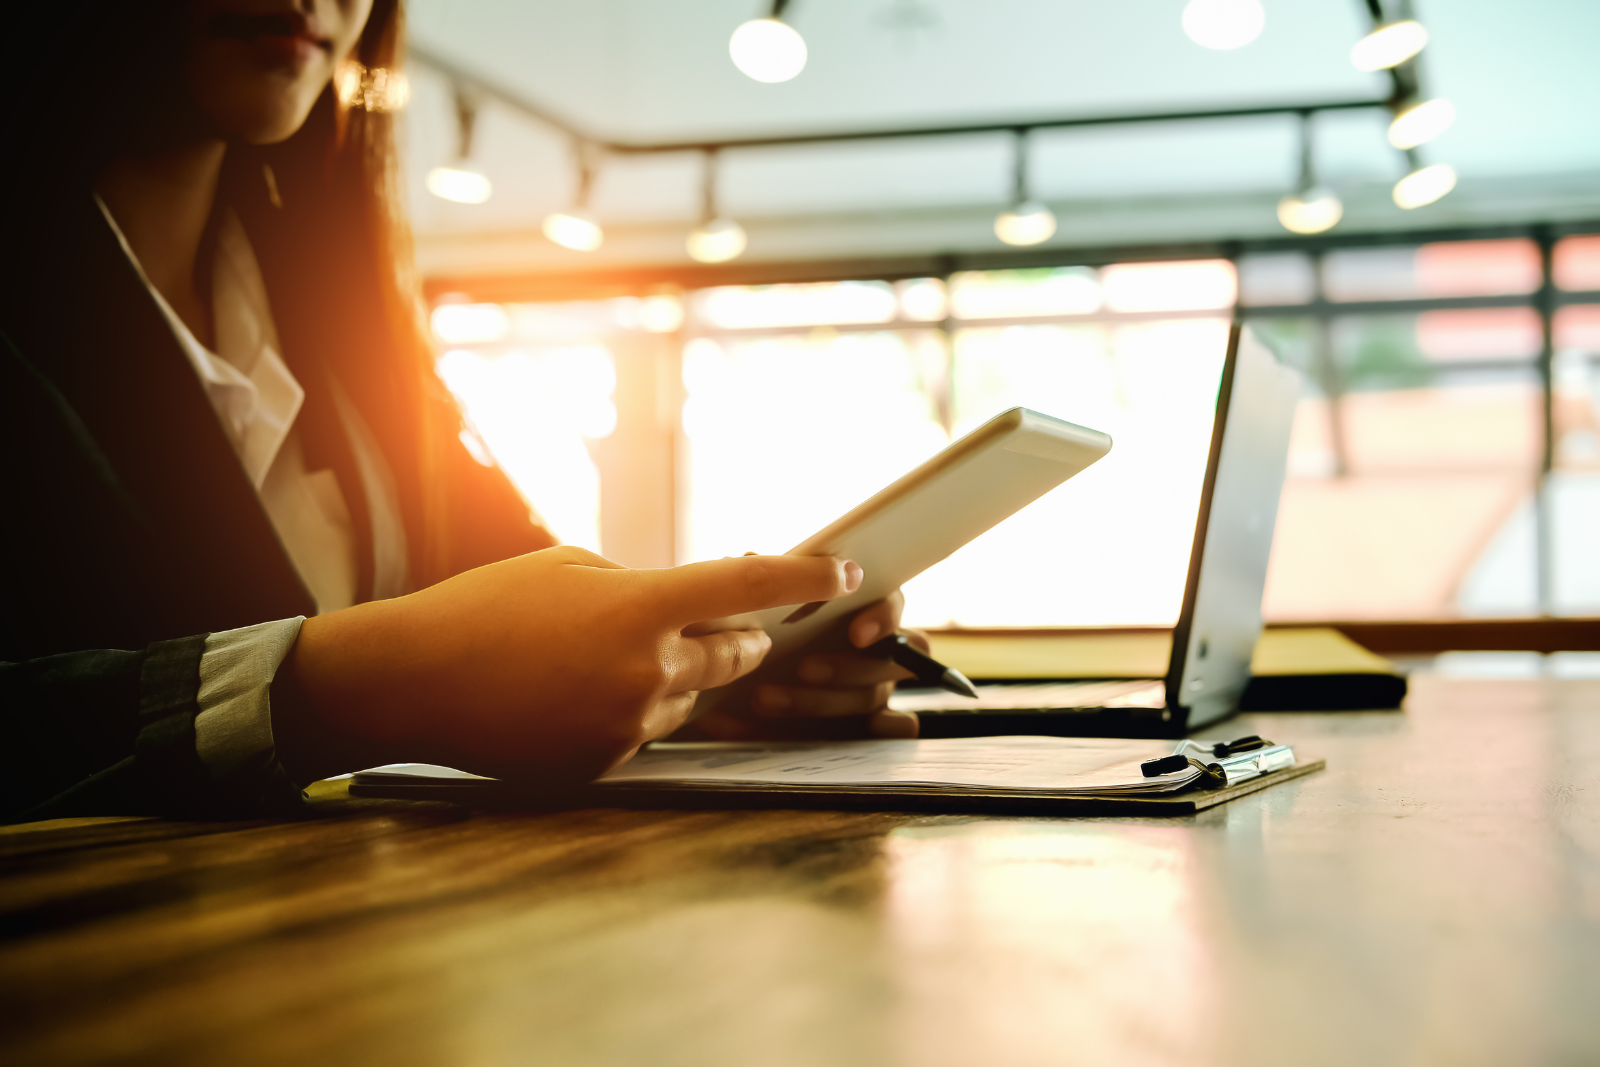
[848,590,905,648]
[753,681,896,718]
[667,628,772,693]
[635,690,700,745]
[648,555,863,625]
[869,709,919,739]
[797,651,912,688]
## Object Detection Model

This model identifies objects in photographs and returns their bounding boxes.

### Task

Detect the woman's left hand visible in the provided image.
[691,590,924,740]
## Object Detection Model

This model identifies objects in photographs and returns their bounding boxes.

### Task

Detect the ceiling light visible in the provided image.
[543,209,604,252]
[543,144,605,252]
[995,203,1057,246]
[686,150,748,263]
[993,130,1057,246]
[729,6,807,84]
[1277,111,1342,235]
[687,218,748,263]
[1393,163,1457,210]
[429,85,490,204]
[1181,0,1265,51]
[1277,189,1343,234]
[1350,19,1428,72]
[427,166,491,204]
[1387,97,1457,150]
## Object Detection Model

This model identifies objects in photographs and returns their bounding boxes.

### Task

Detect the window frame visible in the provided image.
[423,220,1600,649]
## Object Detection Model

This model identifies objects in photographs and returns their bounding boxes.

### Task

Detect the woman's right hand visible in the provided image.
[279,547,863,782]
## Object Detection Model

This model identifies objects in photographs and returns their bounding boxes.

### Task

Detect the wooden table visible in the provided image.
[4,675,1599,1067]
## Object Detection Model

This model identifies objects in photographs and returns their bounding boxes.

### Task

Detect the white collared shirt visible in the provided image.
[98,197,409,786]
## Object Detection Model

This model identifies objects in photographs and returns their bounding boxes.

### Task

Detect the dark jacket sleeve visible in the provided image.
[0,635,306,823]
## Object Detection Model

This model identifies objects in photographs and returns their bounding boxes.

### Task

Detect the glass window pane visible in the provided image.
[1322,247,1418,302]
[505,300,632,342]
[1555,235,1600,292]
[1100,259,1236,313]
[1415,307,1543,361]
[1237,253,1314,307]
[1552,336,1600,613]
[900,319,1229,627]
[436,345,615,553]
[896,278,948,322]
[947,268,1101,320]
[1338,373,1541,475]
[693,282,898,330]
[680,331,949,564]
[1414,239,1541,297]
[1550,467,1600,615]
[432,302,510,344]
[1332,312,1540,397]
[1263,367,1542,621]
[1555,303,1600,353]
[1323,239,1540,302]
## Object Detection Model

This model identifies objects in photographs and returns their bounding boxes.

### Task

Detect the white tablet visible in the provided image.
[694,406,1112,709]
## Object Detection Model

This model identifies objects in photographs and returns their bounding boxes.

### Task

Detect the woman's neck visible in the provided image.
[96,140,228,348]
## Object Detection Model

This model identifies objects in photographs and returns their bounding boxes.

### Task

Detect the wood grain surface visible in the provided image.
[3,674,1599,1067]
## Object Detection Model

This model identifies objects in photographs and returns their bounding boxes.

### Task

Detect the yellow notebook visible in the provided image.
[925,627,1405,711]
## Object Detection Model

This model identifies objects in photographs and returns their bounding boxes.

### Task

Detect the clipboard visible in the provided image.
[348,736,1324,817]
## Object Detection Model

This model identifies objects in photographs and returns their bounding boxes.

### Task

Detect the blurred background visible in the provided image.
[379,0,1600,631]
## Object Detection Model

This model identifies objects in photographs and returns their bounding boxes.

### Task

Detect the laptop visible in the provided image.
[896,324,1302,740]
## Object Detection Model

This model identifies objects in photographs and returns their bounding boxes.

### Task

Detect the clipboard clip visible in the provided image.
[1141,735,1297,787]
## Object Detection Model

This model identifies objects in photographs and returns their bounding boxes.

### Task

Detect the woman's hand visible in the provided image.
[277,547,863,782]
[690,590,926,741]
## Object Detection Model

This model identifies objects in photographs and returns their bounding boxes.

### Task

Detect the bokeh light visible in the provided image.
[729,19,807,83]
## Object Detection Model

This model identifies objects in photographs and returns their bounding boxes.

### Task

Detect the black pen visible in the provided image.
[864,633,980,698]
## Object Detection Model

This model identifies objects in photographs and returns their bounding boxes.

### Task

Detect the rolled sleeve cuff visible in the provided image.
[193,617,307,796]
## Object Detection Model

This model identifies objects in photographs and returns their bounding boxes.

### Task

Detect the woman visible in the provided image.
[0,0,917,822]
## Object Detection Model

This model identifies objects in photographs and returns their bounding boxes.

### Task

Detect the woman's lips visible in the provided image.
[208,12,332,69]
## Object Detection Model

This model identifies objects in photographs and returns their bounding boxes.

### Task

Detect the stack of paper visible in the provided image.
[354,736,1220,799]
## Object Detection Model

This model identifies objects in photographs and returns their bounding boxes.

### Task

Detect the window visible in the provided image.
[1243,232,1600,620]
[430,298,635,553]
[429,229,1600,627]
[675,266,1233,627]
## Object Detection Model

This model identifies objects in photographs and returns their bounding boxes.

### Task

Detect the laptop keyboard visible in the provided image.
[890,679,1167,715]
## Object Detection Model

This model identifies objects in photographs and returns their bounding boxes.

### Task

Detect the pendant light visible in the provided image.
[1387,96,1457,150]
[730,0,807,83]
[1393,149,1457,210]
[994,130,1056,247]
[1277,111,1342,235]
[686,150,748,263]
[1351,19,1428,71]
[427,86,492,204]
[542,144,604,251]
[1181,0,1266,51]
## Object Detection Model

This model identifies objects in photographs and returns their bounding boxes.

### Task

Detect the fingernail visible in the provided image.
[842,560,863,593]
[756,686,791,714]
[853,621,881,648]
[798,658,833,684]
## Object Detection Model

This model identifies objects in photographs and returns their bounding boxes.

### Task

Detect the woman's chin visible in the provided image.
[202,92,322,146]
[189,54,329,145]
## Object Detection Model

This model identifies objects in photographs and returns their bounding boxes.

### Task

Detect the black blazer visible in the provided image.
[0,194,550,821]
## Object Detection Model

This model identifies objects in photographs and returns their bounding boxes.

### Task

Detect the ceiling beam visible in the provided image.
[407,42,1389,156]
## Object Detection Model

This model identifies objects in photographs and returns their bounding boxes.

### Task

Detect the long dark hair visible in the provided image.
[1,0,493,588]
